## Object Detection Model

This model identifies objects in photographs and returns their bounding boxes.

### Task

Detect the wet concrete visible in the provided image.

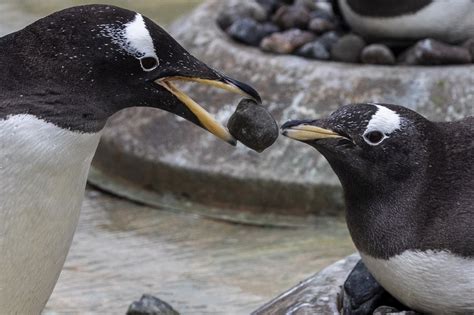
[44,189,354,314]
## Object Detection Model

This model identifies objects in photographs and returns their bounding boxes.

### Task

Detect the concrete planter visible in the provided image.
[90,0,473,224]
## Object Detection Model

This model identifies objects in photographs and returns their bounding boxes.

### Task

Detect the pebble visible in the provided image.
[308,17,336,34]
[272,5,311,30]
[317,31,341,50]
[256,0,282,15]
[260,29,315,54]
[227,99,279,153]
[227,18,279,46]
[462,37,474,60]
[331,33,366,63]
[296,40,330,60]
[294,0,317,10]
[217,0,267,30]
[127,294,180,315]
[360,44,396,65]
[399,38,472,65]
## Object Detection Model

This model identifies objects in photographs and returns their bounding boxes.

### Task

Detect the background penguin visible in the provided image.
[282,103,473,314]
[336,0,474,43]
[0,5,260,314]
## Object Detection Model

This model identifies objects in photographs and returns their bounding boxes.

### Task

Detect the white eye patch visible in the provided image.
[364,104,401,145]
[100,13,159,71]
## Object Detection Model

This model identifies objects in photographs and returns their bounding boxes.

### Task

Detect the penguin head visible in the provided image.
[5,5,260,143]
[282,103,432,191]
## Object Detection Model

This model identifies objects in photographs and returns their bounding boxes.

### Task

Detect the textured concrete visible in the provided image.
[253,254,360,315]
[91,0,474,220]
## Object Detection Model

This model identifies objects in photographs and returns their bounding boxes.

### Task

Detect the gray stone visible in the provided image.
[216,0,267,30]
[296,40,330,60]
[361,44,396,65]
[308,17,336,35]
[294,0,317,10]
[227,18,278,46]
[399,39,472,65]
[331,33,366,63]
[252,254,361,314]
[260,29,315,54]
[91,0,474,220]
[228,99,279,152]
[256,0,282,14]
[373,306,401,314]
[317,30,341,50]
[127,295,179,315]
[272,5,311,30]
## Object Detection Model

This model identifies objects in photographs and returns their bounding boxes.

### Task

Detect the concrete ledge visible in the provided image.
[90,0,474,223]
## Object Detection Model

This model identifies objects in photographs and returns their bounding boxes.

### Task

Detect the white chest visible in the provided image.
[0,114,102,314]
[361,251,474,314]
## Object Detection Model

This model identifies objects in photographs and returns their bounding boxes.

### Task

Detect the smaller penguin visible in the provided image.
[282,103,473,314]
[337,0,474,43]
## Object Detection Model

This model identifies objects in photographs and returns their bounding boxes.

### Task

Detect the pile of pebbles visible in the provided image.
[217,0,474,65]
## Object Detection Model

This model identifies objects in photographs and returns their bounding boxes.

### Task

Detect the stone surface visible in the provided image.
[256,0,282,15]
[227,18,278,46]
[260,29,315,54]
[317,30,341,50]
[91,0,474,220]
[227,99,279,152]
[308,17,336,34]
[252,254,361,314]
[399,39,472,65]
[296,40,330,60]
[127,295,180,315]
[216,0,267,30]
[361,44,396,65]
[272,5,311,30]
[331,33,366,63]
[462,38,474,60]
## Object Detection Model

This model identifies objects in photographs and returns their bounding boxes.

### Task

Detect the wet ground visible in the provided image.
[0,2,355,314]
[44,189,354,314]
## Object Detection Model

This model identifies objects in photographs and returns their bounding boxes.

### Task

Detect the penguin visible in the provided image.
[282,103,473,314]
[0,5,261,314]
[336,0,474,43]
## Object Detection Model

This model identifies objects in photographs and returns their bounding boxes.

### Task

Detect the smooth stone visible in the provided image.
[308,17,336,35]
[360,44,396,65]
[260,28,315,54]
[399,39,472,65]
[127,295,179,315]
[256,0,282,14]
[317,30,341,50]
[294,0,317,10]
[331,33,366,63]
[272,5,311,30]
[296,40,330,60]
[462,38,474,60]
[227,18,278,46]
[216,0,267,30]
[227,99,279,153]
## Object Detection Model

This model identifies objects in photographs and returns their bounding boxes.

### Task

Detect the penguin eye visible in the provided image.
[364,130,385,145]
[140,56,159,71]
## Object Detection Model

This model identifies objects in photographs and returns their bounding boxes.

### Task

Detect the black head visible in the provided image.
[0,5,260,143]
[282,103,434,193]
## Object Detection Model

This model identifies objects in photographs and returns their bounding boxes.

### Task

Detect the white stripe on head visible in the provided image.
[366,104,401,135]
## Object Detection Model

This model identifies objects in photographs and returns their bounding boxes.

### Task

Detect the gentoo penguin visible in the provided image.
[0,5,260,314]
[337,0,474,43]
[282,103,473,314]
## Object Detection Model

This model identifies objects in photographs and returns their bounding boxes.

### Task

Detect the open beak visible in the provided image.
[157,75,261,146]
[281,121,344,141]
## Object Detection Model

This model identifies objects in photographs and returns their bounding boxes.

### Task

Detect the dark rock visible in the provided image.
[272,5,311,30]
[308,17,336,35]
[296,40,330,60]
[399,38,472,65]
[361,44,396,65]
[330,33,366,63]
[294,0,317,10]
[373,306,400,314]
[227,18,278,46]
[256,0,282,14]
[462,37,474,60]
[314,1,334,16]
[127,294,179,315]
[317,30,341,50]
[310,9,335,21]
[216,0,267,30]
[228,99,279,153]
[260,29,315,54]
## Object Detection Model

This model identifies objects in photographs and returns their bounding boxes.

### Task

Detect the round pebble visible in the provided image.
[308,17,336,34]
[260,29,315,54]
[272,5,311,30]
[296,41,330,60]
[227,18,278,46]
[227,99,279,153]
[360,44,396,65]
[330,33,366,63]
